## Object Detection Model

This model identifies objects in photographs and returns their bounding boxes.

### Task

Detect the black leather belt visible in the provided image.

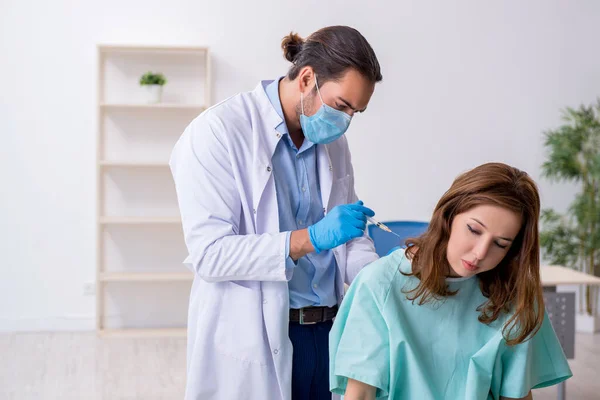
[289,306,338,325]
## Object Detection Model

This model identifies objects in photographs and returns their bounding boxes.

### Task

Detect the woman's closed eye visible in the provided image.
[467,224,508,249]
[467,224,480,235]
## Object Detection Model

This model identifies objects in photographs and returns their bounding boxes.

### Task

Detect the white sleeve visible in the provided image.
[169,116,292,282]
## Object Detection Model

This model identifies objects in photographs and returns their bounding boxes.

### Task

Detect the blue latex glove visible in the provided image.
[308,200,375,253]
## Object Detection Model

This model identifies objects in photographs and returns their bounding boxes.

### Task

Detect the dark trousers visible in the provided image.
[289,320,333,400]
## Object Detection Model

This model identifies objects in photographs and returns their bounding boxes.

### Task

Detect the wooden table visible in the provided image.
[541,265,600,286]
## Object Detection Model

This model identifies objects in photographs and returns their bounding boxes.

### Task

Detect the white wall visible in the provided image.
[2,0,600,331]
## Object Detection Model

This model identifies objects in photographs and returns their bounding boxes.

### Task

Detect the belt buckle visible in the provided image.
[299,308,317,325]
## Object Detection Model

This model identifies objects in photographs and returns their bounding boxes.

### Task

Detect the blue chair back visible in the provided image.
[367,220,429,257]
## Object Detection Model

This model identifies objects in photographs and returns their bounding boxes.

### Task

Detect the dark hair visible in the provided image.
[281,26,382,85]
[404,163,544,346]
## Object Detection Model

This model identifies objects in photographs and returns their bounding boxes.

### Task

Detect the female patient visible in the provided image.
[329,163,572,400]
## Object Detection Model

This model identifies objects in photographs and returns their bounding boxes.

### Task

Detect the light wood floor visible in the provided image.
[0,332,598,399]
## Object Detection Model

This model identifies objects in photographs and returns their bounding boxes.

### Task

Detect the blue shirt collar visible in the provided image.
[264,77,315,152]
[265,78,287,134]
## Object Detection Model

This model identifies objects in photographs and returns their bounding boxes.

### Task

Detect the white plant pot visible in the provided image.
[142,84,163,104]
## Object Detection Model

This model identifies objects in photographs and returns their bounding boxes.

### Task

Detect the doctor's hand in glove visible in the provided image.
[308,200,374,253]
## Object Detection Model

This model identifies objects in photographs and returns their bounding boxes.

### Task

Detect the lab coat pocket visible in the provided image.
[215,281,270,366]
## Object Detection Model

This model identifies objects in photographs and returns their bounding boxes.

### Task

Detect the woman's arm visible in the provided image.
[344,379,377,400]
[500,391,533,400]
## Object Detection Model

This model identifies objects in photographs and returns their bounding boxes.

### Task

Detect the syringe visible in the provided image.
[367,217,401,238]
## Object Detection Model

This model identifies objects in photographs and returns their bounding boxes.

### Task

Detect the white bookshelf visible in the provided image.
[99,328,188,338]
[100,103,206,111]
[100,272,193,282]
[100,161,170,168]
[96,44,210,336]
[99,216,182,224]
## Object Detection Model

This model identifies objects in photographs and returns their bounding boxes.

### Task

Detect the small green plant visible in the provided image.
[139,71,167,86]
[540,100,600,315]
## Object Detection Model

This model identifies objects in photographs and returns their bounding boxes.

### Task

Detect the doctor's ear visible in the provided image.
[297,67,316,94]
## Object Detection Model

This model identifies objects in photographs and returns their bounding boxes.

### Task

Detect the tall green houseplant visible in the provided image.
[540,100,600,315]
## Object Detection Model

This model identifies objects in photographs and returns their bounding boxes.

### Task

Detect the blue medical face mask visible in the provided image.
[299,76,352,144]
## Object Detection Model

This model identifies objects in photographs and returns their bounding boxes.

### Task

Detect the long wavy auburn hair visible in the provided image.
[404,163,544,346]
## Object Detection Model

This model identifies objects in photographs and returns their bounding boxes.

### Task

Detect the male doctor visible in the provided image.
[170,25,382,400]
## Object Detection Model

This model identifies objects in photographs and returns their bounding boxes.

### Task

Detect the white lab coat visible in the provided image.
[169,81,378,400]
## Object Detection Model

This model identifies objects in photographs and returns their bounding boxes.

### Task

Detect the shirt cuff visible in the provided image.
[285,231,298,268]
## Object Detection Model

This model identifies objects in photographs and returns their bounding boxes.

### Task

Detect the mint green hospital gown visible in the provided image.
[329,249,572,399]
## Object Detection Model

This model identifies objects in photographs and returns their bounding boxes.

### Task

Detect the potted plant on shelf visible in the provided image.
[139,71,167,104]
[540,99,600,333]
